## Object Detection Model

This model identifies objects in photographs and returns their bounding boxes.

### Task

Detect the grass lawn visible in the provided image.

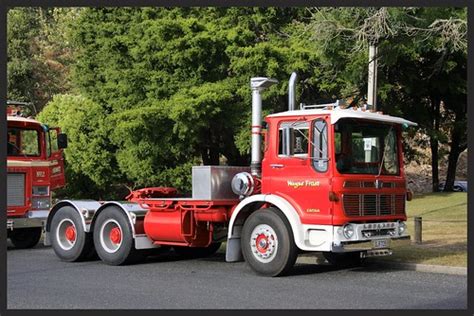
[376,192,467,267]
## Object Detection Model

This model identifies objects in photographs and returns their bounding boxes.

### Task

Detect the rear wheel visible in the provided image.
[241,208,297,277]
[50,206,95,261]
[323,251,362,267]
[173,242,222,258]
[9,227,42,249]
[93,207,143,265]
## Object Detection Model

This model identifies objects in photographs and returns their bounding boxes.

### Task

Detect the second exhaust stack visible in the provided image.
[288,72,297,111]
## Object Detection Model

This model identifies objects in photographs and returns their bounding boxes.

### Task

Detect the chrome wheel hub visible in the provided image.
[249,224,278,263]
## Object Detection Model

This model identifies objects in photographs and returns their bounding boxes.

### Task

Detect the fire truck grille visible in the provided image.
[8,173,25,206]
[343,194,405,217]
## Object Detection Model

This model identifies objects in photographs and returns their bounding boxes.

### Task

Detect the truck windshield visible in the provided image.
[7,127,41,157]
[334,119,399,175]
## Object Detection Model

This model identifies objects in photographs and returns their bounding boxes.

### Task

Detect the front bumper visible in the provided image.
[7,210,49,230]
[333,235,411,253]
[329,221,411,253]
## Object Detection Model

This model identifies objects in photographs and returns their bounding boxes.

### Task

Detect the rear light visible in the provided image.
[32,186,49,196]
[31,197,51,210]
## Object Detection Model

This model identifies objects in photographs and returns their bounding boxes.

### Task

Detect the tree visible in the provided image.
[62,7,317,194]
[302,7,467,192]
[7,8,77,111]
[37,94,122,199]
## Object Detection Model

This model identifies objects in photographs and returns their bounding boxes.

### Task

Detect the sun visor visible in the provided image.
[330,108,418,127]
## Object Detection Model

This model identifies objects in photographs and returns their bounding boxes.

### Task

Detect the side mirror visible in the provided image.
[57,133,68,149]
[281,127,295,156]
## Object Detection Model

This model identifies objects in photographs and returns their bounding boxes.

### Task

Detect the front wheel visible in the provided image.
[9,227,42,249]
[241,208,298,277]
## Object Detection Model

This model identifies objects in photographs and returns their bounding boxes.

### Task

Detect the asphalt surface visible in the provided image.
[7,244,467,309]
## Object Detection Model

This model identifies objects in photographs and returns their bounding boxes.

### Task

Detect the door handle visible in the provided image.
[270,164,284,169]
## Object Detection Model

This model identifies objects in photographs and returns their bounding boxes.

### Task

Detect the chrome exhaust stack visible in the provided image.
[250,77,278,177]
[288,72,297,111]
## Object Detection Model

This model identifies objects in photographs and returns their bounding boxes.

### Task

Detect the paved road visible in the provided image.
[7,244,467,309]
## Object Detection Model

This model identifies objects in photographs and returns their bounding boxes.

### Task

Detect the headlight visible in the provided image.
[31,197,51,210]
[398,221,407,235]
[343,224,355,239]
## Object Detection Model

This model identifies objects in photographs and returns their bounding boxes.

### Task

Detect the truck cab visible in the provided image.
[7,103,67,248]
[260,104,414,257]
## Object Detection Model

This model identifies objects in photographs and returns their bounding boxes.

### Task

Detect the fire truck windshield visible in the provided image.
[334,119,399,175]
[7,127,41,157]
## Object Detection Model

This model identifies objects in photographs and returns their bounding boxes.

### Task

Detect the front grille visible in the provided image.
[343,194,405,217]
[343,181,405,189]
[8,173,25,206]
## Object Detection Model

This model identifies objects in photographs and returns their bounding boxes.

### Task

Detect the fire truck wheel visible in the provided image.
[323,251,363,267]
[241,208,298,277]
[173,242,222,258]
[9,227,42,249]
[51,206,96,262]
[93,207,143,265]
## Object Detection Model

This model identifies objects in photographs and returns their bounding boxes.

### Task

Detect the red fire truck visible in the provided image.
[7,101,67,248]
[44,74,416,276]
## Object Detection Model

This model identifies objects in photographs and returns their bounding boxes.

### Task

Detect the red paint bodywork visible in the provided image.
[7,116,66,219]
[132,112,409,248]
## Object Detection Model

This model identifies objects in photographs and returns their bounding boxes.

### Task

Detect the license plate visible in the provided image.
[373,239,390,249]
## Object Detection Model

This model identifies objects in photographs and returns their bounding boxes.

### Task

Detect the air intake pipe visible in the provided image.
[288,72,297,111]
[250,77,278,177]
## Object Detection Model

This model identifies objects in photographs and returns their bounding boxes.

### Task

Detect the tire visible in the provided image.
[241,208,298,277]
[173,242,222,258]
[323,251,362,267]
[50,206,96,261]
[9,227,42,249]
[93,207,143,265]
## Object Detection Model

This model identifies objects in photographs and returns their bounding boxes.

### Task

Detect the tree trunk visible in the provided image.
[443,110,467,191]
[430,96,441,192]
[222,131,248,166]
[430,137,439,192]
[200,129,220,165]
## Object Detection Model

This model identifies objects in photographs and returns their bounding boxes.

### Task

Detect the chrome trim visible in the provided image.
[288,72,297,111]
[27,210,49,219]
[134,235,160,250]
[334,235,410,252]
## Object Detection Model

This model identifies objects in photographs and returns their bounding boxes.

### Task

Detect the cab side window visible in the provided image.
[278,121,309,156]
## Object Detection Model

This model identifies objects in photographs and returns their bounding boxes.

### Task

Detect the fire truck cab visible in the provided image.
[7,102,67,248]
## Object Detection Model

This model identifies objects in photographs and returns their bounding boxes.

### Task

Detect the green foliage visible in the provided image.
[37,94,120,199]
[7,8,77,110]
[59,7,316,195]
[13,7,466,198]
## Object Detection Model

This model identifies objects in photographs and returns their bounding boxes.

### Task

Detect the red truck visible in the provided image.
[44,74,416,276]
[7,101,67,248]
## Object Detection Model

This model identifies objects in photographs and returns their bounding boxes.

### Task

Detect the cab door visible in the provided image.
[48,128,66,189]
[266,117,333,226]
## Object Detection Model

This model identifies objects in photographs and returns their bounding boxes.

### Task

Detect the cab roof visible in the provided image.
[7,115,42,126]
[267,106,418,127]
